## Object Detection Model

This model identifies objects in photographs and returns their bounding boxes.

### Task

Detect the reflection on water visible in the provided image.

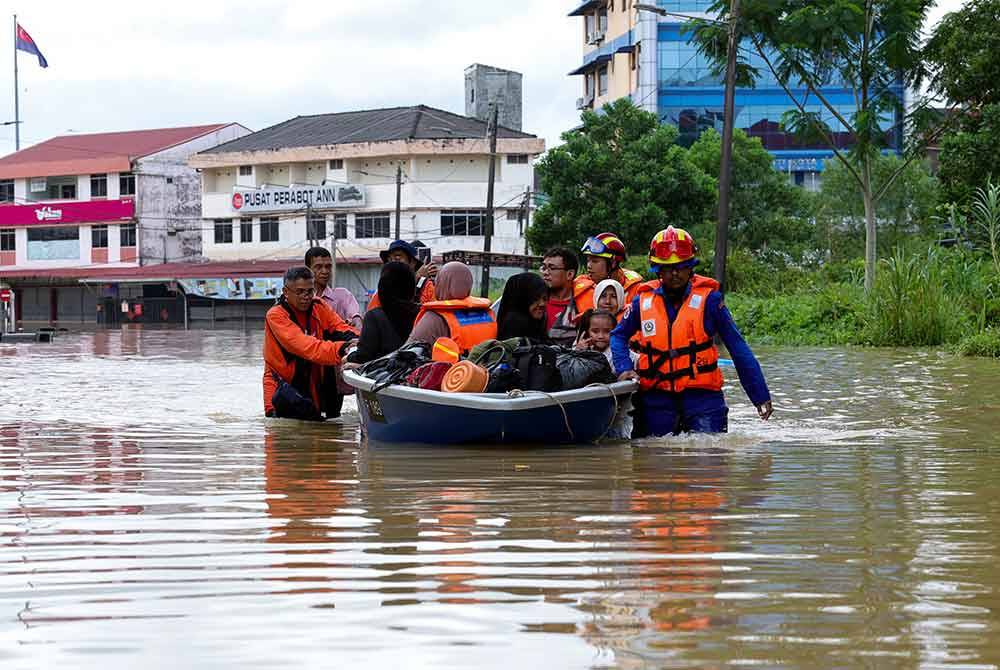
[1,330,999,669]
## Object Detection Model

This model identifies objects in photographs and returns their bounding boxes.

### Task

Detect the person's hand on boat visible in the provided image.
[618,370,639,382]
[342,361,362,371]
[757,400,773,421]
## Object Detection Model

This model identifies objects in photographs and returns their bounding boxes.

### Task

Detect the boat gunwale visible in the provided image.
[343,369,638,411]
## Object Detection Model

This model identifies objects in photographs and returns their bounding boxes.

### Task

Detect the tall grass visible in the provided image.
[971,179,1000,278]
[864,247,969,346]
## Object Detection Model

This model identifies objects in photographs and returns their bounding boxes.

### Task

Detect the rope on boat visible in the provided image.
[585,383,620,441]
[507,389,575,442]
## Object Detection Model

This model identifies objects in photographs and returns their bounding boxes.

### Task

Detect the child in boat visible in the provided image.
[576,309,634,439]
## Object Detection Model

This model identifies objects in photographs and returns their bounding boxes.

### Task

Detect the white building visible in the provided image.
[189,105,546,278]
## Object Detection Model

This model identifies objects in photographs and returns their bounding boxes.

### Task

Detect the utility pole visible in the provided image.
[13,15,20,150]
[480,103,499,298]
[713,0,740,293]
[394,163,402,240]
[306,201,314,247]
[518,188,530,257]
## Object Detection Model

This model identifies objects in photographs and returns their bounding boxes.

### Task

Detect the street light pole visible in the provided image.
[635,2,738,292]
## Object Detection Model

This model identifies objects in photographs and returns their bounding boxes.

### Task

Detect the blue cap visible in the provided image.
[380,240,423,268]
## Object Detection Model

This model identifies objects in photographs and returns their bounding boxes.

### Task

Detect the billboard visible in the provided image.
[230,184,366,214]
[179,277,283,301]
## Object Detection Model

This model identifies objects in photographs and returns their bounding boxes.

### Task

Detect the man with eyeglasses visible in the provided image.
[263,266,359,420]
[539,247,580,346]
[611,227,772,437]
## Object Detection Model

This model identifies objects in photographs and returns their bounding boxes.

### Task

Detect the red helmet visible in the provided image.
[581,232,627,265]
[649,226,697,266]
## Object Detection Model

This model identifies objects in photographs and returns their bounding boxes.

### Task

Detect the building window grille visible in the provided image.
[0,180,12,203]
[355,212,390,239]
[307,212,327,242]
[240,217,253,243]
[238,165,252,176]
[260,216,280,242]
[328,159,344,170]
[120,223,137,247]
[0,228,14,251]
[90,174,108,198]
[119,172,136,196]
[440,209,486,236]
[91,225,109,248]
[333,214,348,239]
[214,219,233,244]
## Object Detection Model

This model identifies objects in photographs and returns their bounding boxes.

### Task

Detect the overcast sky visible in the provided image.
[1,0,968,156]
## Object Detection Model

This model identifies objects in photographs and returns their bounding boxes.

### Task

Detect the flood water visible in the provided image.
[2,328,999,669]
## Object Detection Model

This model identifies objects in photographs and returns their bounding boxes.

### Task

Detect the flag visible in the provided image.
[16,23,48,68]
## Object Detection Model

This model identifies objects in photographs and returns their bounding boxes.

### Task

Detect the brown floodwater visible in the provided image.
[1,328,999,669]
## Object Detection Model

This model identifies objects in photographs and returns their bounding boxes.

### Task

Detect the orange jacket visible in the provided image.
[367,278,435,311]
[574,268,645,314]
[263,299,358,414]
[413,297,497,354]
[632,275,723,393]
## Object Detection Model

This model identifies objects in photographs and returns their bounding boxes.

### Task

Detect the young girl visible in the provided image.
[576,309,634,439]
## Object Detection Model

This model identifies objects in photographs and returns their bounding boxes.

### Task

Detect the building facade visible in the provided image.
[0,124,251,324]
[569,0,904,187]
[190,105,544,303]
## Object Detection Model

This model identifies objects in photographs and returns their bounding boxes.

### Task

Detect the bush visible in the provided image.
[726,283,865,346]
[954,328,1000,357]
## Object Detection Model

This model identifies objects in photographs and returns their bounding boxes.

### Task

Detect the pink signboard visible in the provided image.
[0,199,135,227]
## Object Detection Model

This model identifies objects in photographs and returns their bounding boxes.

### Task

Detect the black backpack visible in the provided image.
[511,344,563,392]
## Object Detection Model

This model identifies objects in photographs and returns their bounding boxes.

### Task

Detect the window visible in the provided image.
[507,154,529,165]
[91,225,109,248]
[0,180,12,203]
[27,226,80,261]
[598,67,609,96]
[90,174,107,198]
[355,212,390,239]
[260,216,280,242]
[307,211,327,241]
[120,223,136,248]
[0,228,14,251]
[213,219,233,244]
[238,165,252,176]
[328,159,344,170]
[440,209,486,236]
[119,172,136,196]
[48,180,77,199]
[598,9,608,32]
[240,217,253,243]
[333,214,348,239]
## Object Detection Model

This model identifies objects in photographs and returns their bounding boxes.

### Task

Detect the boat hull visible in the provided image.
[344,370,637,446]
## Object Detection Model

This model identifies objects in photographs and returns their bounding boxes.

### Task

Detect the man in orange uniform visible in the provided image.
[367,240,437,310]
[573,232,644,314]
[264,267,359,420]
[612,227,772,436]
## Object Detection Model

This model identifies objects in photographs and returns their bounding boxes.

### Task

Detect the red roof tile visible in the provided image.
[0,125,234,179]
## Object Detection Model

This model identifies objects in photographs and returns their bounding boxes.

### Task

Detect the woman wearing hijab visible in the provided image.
[496,272,548,341]
[593,278,626,317]
[407,262,497,353]
[347,262,420,364]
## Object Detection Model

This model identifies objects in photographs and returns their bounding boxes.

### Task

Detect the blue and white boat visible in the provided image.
[343,369,638,446]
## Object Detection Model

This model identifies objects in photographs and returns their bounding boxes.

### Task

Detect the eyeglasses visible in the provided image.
[286,286,316,298]
[540,263,566,272]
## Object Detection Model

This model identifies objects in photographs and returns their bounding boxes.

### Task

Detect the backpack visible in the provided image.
[512,344,563,392]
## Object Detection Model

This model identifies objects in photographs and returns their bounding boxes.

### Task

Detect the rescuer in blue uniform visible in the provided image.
[611,226,773,437]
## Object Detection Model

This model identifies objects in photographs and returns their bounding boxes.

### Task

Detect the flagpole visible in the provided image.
[13,14,19,151]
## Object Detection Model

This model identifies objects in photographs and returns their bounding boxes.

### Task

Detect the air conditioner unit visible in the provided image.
[576,95,594,110]
[587,29,606,45]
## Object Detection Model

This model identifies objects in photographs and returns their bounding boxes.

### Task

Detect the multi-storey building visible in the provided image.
[189,104,544,304]
[569,0,903,188]
[0,124,250,325]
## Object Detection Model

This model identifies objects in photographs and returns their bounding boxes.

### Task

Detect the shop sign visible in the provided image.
[230,184,365,214]
[0,198,135,227]
[773,157,825,173]
[178,277,283,301]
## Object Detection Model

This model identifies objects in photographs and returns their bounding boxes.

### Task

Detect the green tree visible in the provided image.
[817,154,939,254]
[925,0,1000,207]
[527,99,716,256]
[687,128,808,252]
[691,0,942,292]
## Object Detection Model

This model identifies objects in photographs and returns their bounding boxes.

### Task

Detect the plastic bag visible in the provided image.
[556,349,616,389]
[359,342,431,388]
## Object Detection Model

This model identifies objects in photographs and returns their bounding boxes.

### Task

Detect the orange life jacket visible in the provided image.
[633,275,723,394]
[414,297,497,354]
[572,276,596,314]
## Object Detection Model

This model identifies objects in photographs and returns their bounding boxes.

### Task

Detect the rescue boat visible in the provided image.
[342,369,638,445]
